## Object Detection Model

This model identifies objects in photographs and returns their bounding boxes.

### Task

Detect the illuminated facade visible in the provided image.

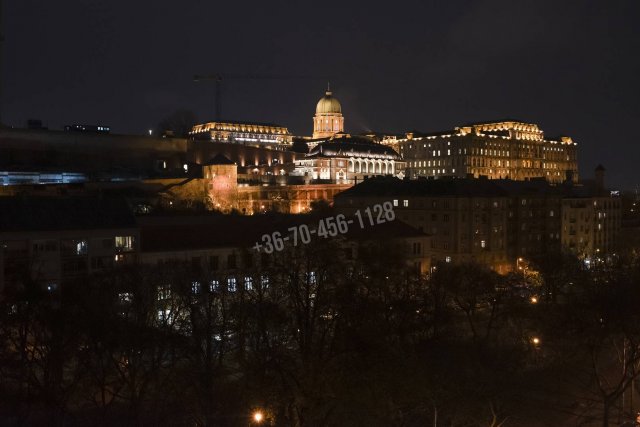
[191,121,293,148]
[312,88,344,139]
[398,120,578,184]
[293,134,405,184]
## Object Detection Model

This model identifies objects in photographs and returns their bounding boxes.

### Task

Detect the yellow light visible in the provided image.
[253,411,264,423]
[532,337,540,345]
[530,296,538,304]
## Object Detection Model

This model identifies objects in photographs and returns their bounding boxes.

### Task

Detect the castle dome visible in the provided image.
[316,90,342,114]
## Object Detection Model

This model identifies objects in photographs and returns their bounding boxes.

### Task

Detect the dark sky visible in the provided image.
[3,1,639,188]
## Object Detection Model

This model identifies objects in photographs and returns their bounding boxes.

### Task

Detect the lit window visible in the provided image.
[115,236,134,251]
[403,200,409,207]
[228,277,237,292]
[76,240,88,255]
[244,276,253,290]
[119,292,133,303]
[308,271,317,285]
[261,275,270,289]
[192,281,201,294]
[481,240,486,248]
[393,199,398,207]
[445,256,451,263]
[157,285,171,301]
[209,280,220,292]
[157,309,173,323]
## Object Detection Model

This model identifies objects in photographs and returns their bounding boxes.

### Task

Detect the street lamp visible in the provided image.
[251,410,264,424]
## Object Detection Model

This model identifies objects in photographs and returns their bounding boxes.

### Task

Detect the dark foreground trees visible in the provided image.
[1,247,640,426]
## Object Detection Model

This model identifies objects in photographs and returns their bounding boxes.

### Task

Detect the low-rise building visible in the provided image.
[335,172,622,270]
[0,197,139,296]
[334,177,512,272]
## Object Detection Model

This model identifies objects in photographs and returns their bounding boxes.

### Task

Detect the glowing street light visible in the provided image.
[530,296,538,304]
[253,411,264,423]
[532,337,540,346]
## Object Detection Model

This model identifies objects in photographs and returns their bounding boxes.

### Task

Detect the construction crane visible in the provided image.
[193,73,323,122]
[0,0,4,127]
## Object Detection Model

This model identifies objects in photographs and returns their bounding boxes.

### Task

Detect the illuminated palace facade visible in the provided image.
[190,121,293,149]
[294,89,406,183]
[293,134,405,184]
[396,120,579,184]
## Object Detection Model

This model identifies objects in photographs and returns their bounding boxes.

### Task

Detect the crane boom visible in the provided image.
[193,73,323,121]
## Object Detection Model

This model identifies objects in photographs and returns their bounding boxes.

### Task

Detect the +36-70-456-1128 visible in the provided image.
[253,202,396,254]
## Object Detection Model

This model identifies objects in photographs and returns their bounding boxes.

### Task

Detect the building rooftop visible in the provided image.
[191,120,291,135]
[138,211,426,253]
[139,214,316,252]
[0,197,137,232]
[202,154,236,166]
[336,176,509,198]
[316,89,342,115]
[307,135,402,160]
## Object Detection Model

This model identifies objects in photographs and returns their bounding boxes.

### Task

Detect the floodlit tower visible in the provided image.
[313,84,344,139]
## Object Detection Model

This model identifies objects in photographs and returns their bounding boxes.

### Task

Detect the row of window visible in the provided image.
[154,273,316,301]
[158,252,267,271]
[391,199,504,209]
[34,236,135,256]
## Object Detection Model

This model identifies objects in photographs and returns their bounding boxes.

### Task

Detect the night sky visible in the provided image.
[3,1,639,188]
